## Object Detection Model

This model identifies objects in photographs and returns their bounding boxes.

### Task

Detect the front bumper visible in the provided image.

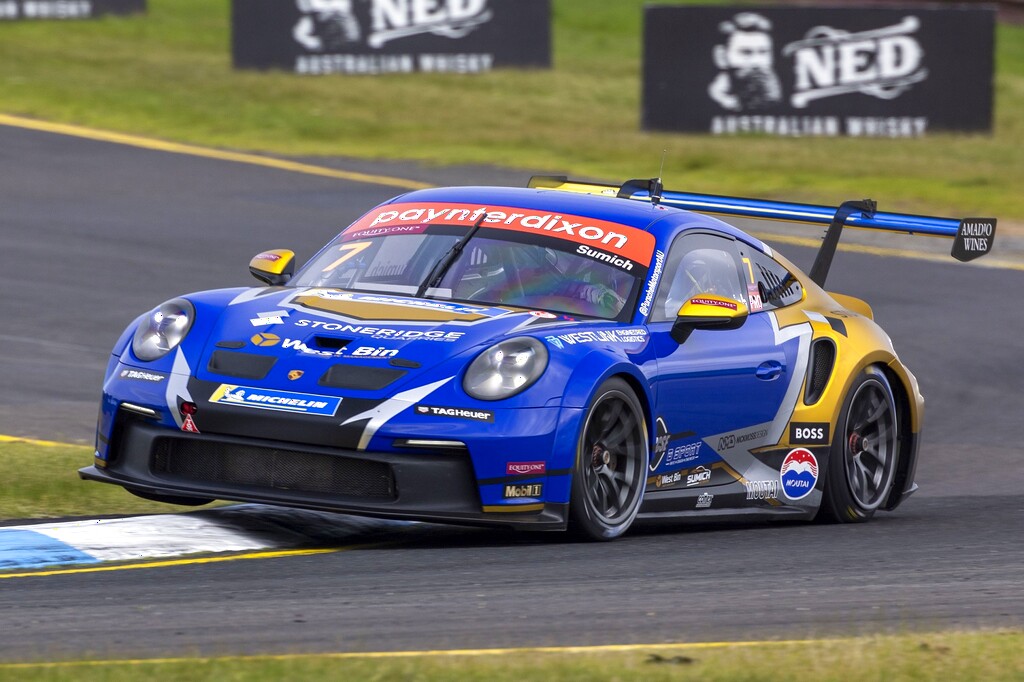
[84,410,569,530]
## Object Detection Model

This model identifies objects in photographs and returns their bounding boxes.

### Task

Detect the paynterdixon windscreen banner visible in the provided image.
[232,0,551,75]
[643,5,995,137]
[0,0,144,20]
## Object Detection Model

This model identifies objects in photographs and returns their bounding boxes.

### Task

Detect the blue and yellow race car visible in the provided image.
[81,177,995,539]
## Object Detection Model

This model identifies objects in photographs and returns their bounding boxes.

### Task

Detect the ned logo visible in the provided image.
[783,16,927,108]
[294,0,493,51]
[707,11,928,111]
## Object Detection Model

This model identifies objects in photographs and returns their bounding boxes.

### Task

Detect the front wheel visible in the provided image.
[569,378,648,540]
[818,366,899,522]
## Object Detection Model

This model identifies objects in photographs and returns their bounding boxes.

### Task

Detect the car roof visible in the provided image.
[387,186,767,251]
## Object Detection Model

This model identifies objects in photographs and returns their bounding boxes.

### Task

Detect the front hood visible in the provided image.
[192,287,581,395]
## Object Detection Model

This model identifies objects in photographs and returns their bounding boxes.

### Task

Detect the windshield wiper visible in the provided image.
[415,213,488,298]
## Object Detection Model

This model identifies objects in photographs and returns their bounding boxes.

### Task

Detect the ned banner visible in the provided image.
[232,0,551,75]
[643,5,995,137]
[0,0,145,20]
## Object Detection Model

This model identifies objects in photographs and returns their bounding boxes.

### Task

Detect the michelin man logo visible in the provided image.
[294,0,361,51]
[707,12,783,112]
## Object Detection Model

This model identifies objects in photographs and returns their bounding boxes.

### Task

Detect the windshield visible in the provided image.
[292,223,649,320]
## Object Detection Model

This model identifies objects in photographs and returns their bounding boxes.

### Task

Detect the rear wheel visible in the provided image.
[569,378,648,540]
[819,366,899,522]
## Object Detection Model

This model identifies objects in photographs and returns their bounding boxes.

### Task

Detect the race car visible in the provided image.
[80,177,996,539]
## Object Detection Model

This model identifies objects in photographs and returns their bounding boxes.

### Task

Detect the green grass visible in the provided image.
[0,631,1021,681]
[0,1,1022,221]
[0,441,214,520]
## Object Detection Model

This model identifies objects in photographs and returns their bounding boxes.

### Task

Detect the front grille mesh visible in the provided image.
[151,438,395,499]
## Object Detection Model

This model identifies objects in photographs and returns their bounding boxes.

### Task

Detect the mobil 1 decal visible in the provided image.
[232,0,550,74]
[643,5,995,136]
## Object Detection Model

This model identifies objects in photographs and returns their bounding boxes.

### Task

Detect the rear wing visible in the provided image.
[528,176,997,288]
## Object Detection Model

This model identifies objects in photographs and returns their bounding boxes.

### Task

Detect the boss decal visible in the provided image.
[790,422,830,445]
[414,404,494,422]
[209,384,341,417]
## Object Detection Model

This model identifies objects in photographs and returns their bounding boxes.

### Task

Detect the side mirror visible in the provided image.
[249,249,295,286]
[671,294,749,344]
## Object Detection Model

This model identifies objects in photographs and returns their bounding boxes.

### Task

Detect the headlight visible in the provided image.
[131,298,195,362]
[463,337,548,401]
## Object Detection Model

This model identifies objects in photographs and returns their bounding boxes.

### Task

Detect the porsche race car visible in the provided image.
[80,177,996,539]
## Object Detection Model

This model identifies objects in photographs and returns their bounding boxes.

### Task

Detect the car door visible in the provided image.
[647,231,793,489]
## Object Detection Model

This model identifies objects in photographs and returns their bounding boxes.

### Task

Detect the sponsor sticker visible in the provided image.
[209,384,341,417]
[780,448,819,500]
[250,310,289,327]
[638,249,666,316]
[789,422,830,445]
[691,296,738,310]
[504,483,543,499]
[293,319,464,341]
[343,202,656,266]
[119,369,167,383]
[415,404,494,422]
[655,471,682,488]
[747,283,764,312]
[666,442,702,468]
[745,479,779,500]
[650,417,698,471]
[250,332,281,347]
[696,492,714,509]
[507,461,546,476]
[686,465,712,487]
[544,328,648,349]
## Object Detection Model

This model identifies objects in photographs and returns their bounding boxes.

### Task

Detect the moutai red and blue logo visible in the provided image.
[780,448,818,500]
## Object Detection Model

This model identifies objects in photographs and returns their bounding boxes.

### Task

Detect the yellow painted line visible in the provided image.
[0,113,433,191]
[753,231,1024,271]
[0,434,88,449]
[0,547,342,580]
[0,637,850,669]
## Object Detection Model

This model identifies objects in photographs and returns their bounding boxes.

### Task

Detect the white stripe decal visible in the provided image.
[341,377,453,450]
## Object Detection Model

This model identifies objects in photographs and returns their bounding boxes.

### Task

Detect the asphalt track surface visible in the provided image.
[1,123,1022,662]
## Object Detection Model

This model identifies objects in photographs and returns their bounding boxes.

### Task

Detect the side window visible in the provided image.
[650,232,746,322]
[736,244,803,311]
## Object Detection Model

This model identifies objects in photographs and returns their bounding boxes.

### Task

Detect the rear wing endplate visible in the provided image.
[528,176,997,287]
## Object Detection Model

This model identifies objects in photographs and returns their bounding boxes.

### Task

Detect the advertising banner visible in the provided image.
[233,0,551,75]
[643,5,995,137]
[0,0,144,20]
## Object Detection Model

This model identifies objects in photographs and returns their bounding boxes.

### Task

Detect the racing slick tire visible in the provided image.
[818,365,899,523]
[569,378,648,541]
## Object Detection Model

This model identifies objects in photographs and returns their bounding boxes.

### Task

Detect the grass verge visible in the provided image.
[0,631,1021,681]
[0,1,1022,221]
[0,441,214,521]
